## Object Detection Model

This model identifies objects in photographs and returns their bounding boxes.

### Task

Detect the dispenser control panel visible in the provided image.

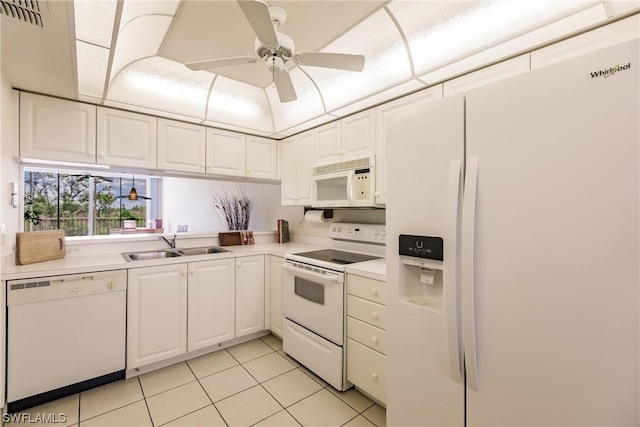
[399,235,443,261]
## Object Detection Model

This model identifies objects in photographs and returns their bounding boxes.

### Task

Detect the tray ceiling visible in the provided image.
[2,0,638,138]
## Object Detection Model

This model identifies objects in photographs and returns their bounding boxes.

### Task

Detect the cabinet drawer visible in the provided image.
[347,295,386,329]
[347,338,385,404]
[347,274,386,304]
[347,316,387,355]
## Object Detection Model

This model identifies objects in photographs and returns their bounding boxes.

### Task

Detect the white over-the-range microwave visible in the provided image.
[312,156,377,208]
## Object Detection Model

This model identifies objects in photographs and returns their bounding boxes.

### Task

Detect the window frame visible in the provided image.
[21,165,161,237]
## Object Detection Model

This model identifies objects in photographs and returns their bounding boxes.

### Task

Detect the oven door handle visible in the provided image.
[283,264,341,283]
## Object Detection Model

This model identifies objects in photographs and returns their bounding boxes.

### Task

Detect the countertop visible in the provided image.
[345,258,387,281]
[1,242,323,281]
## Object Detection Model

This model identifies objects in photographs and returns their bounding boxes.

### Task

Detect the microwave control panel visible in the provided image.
[354,169,371,201]
[330,222,386,244]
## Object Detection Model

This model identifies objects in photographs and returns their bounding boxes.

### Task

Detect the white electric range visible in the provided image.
[282,223,385,390]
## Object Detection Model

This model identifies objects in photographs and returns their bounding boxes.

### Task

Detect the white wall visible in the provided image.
[162,177,303,233]
[1,85,19,257]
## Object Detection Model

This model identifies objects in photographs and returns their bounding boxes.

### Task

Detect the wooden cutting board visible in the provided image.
[16,230,66,265]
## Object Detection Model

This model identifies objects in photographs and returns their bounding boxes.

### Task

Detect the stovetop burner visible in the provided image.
[293,249,380,265]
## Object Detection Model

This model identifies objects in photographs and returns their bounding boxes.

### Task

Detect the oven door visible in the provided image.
[282,261,345,345]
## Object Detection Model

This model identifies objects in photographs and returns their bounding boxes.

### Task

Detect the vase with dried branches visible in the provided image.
[212,185,254,230]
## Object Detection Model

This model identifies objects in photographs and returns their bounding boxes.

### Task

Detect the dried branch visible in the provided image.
[212,184,254,230]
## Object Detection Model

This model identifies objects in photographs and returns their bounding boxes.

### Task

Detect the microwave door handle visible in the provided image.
[283,264,340,282]
[347,170,354,206]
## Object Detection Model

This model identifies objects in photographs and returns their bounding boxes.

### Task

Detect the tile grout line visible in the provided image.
[182,359,230,427]
[137,376,157,427]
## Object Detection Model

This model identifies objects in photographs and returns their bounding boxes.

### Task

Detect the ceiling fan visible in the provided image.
[185,0,366,103]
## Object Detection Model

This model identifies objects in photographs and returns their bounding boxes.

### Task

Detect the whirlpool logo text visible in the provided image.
[590,63,631,78]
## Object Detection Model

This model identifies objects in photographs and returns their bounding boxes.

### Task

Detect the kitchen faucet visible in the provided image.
[159,234,177,249]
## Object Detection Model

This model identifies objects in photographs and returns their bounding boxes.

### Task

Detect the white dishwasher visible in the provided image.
[7,270,127,412]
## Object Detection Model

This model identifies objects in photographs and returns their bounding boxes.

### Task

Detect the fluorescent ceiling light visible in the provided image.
[303,9,412,112]
[21,158,111,169]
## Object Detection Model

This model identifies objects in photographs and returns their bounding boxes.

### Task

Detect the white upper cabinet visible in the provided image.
[314,121,342,167]
[20,92,97,163]
[246,136,278,180]
[206,128,246,177]
[443,54,530,96]
[97,107,157,169]
[281,130,313,206]
[157,119,206,174]
[376,86,443,205]
[313,110,376,168]
[341,109,376,162]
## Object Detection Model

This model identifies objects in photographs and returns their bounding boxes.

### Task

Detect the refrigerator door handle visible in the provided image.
[444,159,463,383]
[462,157,480,391]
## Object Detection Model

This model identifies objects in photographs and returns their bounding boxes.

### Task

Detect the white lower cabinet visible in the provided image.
[127,256,267,370]
[269,255,284,338]
[346,273,387,404]
[187,258,235,351]
[235,255,265,337]
[127,264,188,369]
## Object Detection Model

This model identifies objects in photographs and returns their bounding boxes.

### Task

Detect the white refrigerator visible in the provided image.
[386,39,639,426]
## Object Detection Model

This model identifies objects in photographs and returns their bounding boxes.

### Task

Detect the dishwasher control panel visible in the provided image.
[7,270,127,306]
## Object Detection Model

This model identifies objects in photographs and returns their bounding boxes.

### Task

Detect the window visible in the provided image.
[23,168,161,237]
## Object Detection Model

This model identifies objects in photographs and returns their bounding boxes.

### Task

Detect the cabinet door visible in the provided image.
[188,259,235,351]
[206,129,246,177]
[127,264,187,369]
[157,119,206,173]
[19,93,97,163]
[341,109,375,162]
[97,107,157,168]
[236,255,265,337]
[246,136,278,180]
[280,138,297,205]
[269,256,284,338]
[296,131,314,205]
[375,87,443,205]
[314,121,342,167]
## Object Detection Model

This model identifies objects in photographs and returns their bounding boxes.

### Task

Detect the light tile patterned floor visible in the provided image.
[6,335,386,427]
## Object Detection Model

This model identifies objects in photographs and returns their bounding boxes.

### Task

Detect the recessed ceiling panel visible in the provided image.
[119,0,180,31]
[160,1,387,87]
[108,57,213,118]
[390,0,595,76]
[302,8,411,112]
[266,68,325,132]
[207,76,274,133]
[74,0,117,47]
[76,41,109,98]
[110,15,174,83]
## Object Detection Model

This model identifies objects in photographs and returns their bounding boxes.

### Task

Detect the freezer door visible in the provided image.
[385,88,465,427]
[464,39,639,426]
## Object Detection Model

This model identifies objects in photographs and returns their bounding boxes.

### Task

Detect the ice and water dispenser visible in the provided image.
[399,235,445,312]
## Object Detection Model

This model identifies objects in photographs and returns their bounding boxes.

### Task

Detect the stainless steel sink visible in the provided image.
[122,250,183,262]
[122,246,229,262]
[177,246,230,256]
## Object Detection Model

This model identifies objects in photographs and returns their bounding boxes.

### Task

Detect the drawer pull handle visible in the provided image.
[371,373,378,381]
[371,312,378,320]
[370,288,378,296]
[371,337,378,344]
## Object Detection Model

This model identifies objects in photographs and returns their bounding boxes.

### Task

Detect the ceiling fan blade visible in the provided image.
[237,0,279,47]
[186,56,257,71]
[293,52,365,72]
[273,70,297,103]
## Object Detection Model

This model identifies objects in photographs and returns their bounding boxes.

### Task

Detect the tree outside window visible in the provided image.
[24,170,159,236]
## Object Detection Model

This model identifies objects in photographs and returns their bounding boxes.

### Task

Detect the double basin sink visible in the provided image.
[122,246,229,262]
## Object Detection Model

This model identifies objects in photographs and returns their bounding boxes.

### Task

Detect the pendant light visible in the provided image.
[119,175,151,200]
